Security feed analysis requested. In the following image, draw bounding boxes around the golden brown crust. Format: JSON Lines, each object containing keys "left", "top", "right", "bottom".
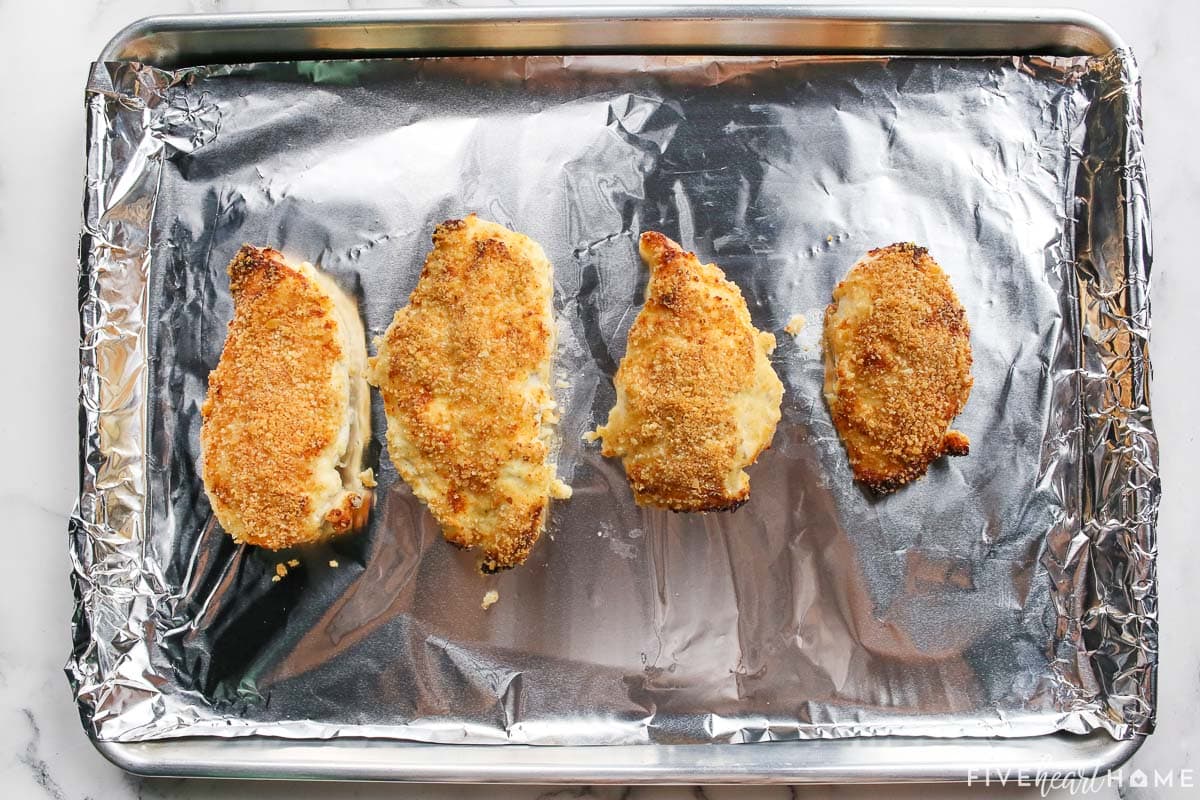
{"left": 368, "top": 215, "right": 566, "bottom": 572}
{"left": 823, "top": 243, "right": 974, "bottom": 493}
{"left": 592, "top": 232, "right": 784, "bottom": 511}
{"left": 200, "top": 246, "right": 369, "bottom": 549}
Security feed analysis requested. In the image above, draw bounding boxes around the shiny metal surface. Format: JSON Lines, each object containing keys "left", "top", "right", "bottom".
{"left": 97, "top": 6, "right": 1125, "bottom": 65}
{"left": 93, "top": 730, "right": 1142, "bottom": 783}
{"left": 72, "top": 6, "right": 1155, "bottom": 783}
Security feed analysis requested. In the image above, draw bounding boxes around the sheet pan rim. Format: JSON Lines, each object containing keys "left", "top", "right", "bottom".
{"left": 75, "top": 4, "right": 1150, "bottom": 784}
{"left": 89, "top": 729, "right": 1146, "bottom": 783}
{"left": 97, "top": 5, "right": 1127, "bottom": 66}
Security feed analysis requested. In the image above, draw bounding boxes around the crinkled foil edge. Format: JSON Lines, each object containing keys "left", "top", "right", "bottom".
{"left": 1043, "top": 49, "right": 1158, "bottom": 738}
{"left": 70, "top": 62, "right": 183, "bottom": 741}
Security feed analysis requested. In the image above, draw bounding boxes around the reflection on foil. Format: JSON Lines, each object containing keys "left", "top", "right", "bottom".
{"left": 70, "top": 52, "right": 1156, "bottom": 745}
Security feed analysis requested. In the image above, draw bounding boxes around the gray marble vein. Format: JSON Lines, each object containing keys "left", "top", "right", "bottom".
{"left": 18, "top": 710, "right": 70, "bottom": 800}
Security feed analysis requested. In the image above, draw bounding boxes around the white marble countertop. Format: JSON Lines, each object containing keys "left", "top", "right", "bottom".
{"left": 1, "top": 0, "right": 1196, "bottom": 798}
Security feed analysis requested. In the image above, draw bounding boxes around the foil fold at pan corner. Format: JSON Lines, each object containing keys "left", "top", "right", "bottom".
{"left": 70, "top": 49, "right": 1157, "bottom": 746}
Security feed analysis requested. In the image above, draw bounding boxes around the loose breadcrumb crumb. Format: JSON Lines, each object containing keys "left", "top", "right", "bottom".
{"left": 359, "top": 468, "right": 377, "bottom": 488}
{"left": 481, "top": 590, "right": 500, "bottom": 610}
{"left": 275, "top": 563, "right": 288, "bottom": 578}
{"left": 329, "top": 559, "right": 339, "bottom": 568}
{"left": 286, "top": 558, "right": 300, "bottom": 568}
{"left": 784, "top": 314, "right": 807, "bottom": 337}
{"left": 271, "top": 575, "right": 281, "bottom": 583}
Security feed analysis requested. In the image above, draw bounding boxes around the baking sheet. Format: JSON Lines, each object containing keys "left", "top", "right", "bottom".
{"left": 71, "top": 51, "right": 1157, "bottom": 746}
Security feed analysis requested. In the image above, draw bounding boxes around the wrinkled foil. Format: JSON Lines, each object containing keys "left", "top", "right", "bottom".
{"left": 70, "top": 52, "right": 1157, "bottom": 745}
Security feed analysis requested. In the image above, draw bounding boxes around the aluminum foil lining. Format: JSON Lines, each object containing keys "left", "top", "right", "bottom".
{"left": 70, "top": 51, "right": 1157, "bottom": 745}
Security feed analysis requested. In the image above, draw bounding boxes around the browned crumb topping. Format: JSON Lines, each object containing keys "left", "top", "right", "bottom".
{"left": 200, "top": 246, "right": 361, "bottom": 549}
{"left": 823, "top": 242, "right": 974, "bottom": 493}
{"left": 594, "top": 232, "right": 784, "bottom": 511}
{"left": 369, "top": 216, "right": 559, "bottom": 572}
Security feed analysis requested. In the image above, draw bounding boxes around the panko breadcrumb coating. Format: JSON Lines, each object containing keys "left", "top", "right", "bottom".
{"left": 368, "top": 216, "right": 569, "bottom": 573}
{"left": 591, "top": 232, "right": 784, "bottom": 511}
{"left": 823, "top": 243, "right": 973, "bottom": 493}
{"left": 200, "top": 246, "right": 371, "bottom": 549}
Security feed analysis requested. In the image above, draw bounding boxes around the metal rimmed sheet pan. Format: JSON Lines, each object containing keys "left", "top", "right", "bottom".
{"left": 72, "top": 6, "right": 1156, "bottom": 783}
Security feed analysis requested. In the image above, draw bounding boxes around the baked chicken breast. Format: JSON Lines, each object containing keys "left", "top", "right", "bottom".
{"left": 368, "top": 216, "right": 569, "bottom": 573}
{"left": 201, "top": 246, "right": 371, "bottom": 549}
{"left": 591, "top": 232, "right": 784, "bottom": 511}
{"left": 824, "top": 243, "right": 973, "bottom": 493}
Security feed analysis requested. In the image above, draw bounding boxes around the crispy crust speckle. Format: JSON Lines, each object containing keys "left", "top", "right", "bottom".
{"left": 368, "top": 216, "right": 564, "bottom": 572}
{"left": 593, "top": 232, "right": 784, "bottom": 511}
{"left": 200, "top": 246, "right": 369, "bottom": 549}
{"left": 823, "top": 243, "right": 973, "bottom": 493}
